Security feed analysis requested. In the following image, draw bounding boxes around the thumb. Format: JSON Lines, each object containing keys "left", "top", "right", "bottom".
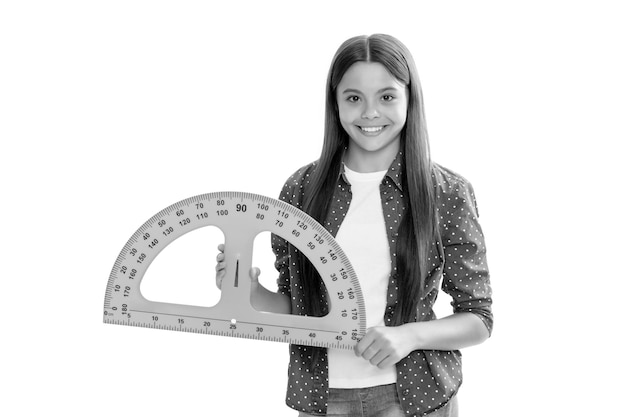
{"left": 250, "top": 267, "right": 261, "bottom": 282}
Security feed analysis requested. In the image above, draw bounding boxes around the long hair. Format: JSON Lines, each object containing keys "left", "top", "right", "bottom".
{"left": 300, "top": 34, "right": 437, "bottom": 326}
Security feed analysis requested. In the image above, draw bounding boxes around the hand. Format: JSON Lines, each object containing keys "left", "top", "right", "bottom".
{"left": 355, "top": 326, "right": 414, "bottom": 368}
{"left": 214, "top": 244, "right": 261, "bottom": 291}
{"left": 215, "top": 244, "right": 226, "bottom": 289}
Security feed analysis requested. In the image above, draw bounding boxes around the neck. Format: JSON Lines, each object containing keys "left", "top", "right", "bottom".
{"left": 344, "top": 144, "right": 399, "bottom": 173}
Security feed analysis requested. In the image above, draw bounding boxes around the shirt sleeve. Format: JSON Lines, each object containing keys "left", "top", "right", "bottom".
{"left": 271, "top": 233, "right": 291, "bottom": 297}
{"left": 439, "top": 178, "right": 494, "bottom": 335}
{"left": 272, "top": 182, "right": 293, "bottom": 298}
{"left": 271, "top": 163, "right": 315, "bottom": 298}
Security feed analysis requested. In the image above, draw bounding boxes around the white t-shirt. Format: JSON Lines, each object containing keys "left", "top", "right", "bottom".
{"left": 328, "top": 165, "right": 396, "bottom": 388}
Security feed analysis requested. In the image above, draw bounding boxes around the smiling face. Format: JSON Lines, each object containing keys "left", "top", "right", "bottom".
{"left": 336, "top": 61, "right": 408, "bottom": 172}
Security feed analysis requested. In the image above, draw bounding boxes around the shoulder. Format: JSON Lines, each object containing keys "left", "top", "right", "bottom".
{"left": 432, "top": 162, "right": 480, "bottom": 215}
{"left": 278, "top": 160, "right": 319, "bottom": 206}
{"left": 282, "top": 160, "right": 319, "bottom": 189}
{"left": 432, "top": 162, "right": 473, "bottom": 193}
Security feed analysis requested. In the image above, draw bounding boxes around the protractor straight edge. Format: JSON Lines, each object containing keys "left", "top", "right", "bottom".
{"left": 104, "top": 191, "right": 367, "bottom": 350}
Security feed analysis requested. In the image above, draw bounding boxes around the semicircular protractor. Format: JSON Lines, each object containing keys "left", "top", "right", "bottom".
{"left": 103, "top": 191, "right": 366, "bottom": 350}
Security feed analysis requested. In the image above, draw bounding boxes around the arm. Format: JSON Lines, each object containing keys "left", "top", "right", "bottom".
{"left": 402, "top": 312, "right": 490, "bottom": 350}
{"left": 355, "top": 312, "right": 489, "bottom": 368}
{"left": 357, "top": 176, "right": 493, "bottom": 368}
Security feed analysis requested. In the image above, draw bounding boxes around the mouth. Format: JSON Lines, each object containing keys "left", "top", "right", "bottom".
{"left": 358, "top": 125, "right": 386, "bottom": 134}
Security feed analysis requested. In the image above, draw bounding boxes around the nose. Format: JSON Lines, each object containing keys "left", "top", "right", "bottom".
{"left": 361, "top": 101, "right": 380, "bottom": 119}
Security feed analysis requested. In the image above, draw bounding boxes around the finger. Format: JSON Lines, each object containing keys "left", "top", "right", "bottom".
{"left": 368, "top": 349, "right": 390, "bottom": 368}
{"left": 216, "top": 252, "right": 225, "bottom": 262}
{"left": 361, "top": 342, "right": 381, "bottom": 361}
{"left": 377, "top": 355, "right": 398, "bottom": 369}
{"left": 215, "top": 257, "right": 226, "bottom": 289}
{"left": 217, "top": 243, "right": 225, "bottom": 252}
{"left": 250, "top": 267, "right": 261, "bottom": 282}
{"left": 355, "top": 331, "right": 376, "bottom": 357}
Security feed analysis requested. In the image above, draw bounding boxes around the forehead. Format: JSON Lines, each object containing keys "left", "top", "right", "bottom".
{"left": 337, "top": 62, "right": 405, "bottom": 91}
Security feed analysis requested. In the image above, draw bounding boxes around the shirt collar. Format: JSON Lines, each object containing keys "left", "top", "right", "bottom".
{"left": 385, "top": 151, "right": 404, "bottom": 190}
{"left": 338, "top": 150, "right": 404, "bottom": 191}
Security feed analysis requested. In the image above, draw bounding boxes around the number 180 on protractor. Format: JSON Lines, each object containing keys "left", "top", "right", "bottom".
{"left": 103, "top": 191, "right": 367, "bottom": 350}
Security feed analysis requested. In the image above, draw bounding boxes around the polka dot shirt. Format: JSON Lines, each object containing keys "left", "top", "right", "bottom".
{"left": 271, "top": 152, "right": 493, "bottom": 417}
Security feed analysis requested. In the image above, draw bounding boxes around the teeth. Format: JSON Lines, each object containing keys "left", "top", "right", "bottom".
{"left": 360, "top": 126, "right": 384, "bottom": 133}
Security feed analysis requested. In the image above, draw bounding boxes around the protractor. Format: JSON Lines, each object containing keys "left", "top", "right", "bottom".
{"left": 103, "top": 191, "right": 366, "bottom": 350}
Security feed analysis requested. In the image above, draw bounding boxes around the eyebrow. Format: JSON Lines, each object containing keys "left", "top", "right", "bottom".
{"left": 340, "top": 87, "right": 400, "bottom": 95}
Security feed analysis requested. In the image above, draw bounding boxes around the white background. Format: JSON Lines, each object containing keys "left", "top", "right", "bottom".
{"left": 2, "top": 1, "right": 624, "bottom": 415}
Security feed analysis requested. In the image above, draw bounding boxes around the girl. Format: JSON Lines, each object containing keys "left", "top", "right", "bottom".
{"left": 216, "top": 34, "right": 493, "bottom": 417}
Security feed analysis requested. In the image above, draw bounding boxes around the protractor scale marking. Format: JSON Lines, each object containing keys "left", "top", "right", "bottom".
{"left": 104, "top": 192, "right": 366, "bottom": 350}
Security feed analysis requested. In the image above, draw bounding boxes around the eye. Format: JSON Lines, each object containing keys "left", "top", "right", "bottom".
{"left": 346, "top": 95, "right": 360, "bottom": 103}
{"left": 381, "top": 94, "right": 395, "bottom": 102}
